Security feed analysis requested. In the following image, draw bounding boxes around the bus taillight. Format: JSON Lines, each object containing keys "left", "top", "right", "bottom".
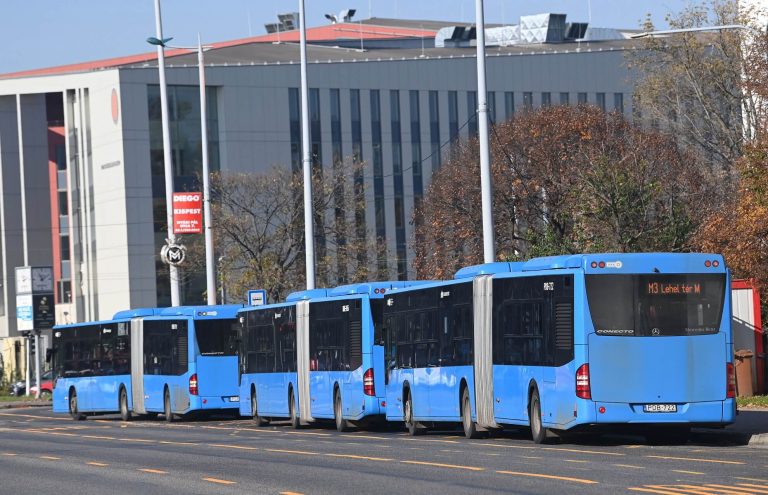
{"left": 189, "top": 373, "right": 199, "bottom": 396}
{"left": 726, "top": 363, "right": 736, "bottom": 398}
{"left": 363, "top": 368, "right": 375, "bottom": 396}
{"left": 576, "top": 364, "right": 591, "bottom": 400}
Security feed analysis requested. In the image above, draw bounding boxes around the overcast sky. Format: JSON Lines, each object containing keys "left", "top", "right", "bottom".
{"left": 0, "top": 0, "right": 691, "bottom": 74}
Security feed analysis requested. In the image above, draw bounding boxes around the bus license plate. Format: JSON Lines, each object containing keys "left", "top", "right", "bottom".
{"left": 229, "top": 396, "right": 240, "bottom": 403}
{"left": 643, "top": 404, "right": 677, "bottom": 413}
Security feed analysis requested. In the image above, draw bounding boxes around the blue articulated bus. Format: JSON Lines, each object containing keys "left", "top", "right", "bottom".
{"left": 382, "top": 253, "right": 734, "bottom": 443}
{"left": 239, "top": 282, "right": 425, "bottom": 431}
{"left": 52, "top": 305, "right": 243, "bottom": 422}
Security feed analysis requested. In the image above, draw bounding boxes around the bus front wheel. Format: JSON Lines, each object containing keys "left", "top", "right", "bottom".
{"left": 164, "top": 389, "right": 174, "bottom": 423}
{"left": 251, "top": 392, "right": 269, "bottom": 427}
{"left": 461, "top": 388, "right": 480, "bottom": 439}
{"left": 119, "top": 387, "right": 132, "bottom": 422}
{"left": 334, "top": 390, "right": 351, "bottom": 432}
{"left": 69, "top": 390, "right": 85, "bottom": 421}
{"left": 404, "top": 391, "right": 425, "bottom": 436}
{"left": 529, "top": 389, "right": 548, "bottom": 444}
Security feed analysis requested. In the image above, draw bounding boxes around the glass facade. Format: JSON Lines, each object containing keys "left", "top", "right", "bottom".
{"left": 578, "top": 92, "right": 588, "bottom": 104}
{"left": 428, "top": 90, "right": 441, "bottom": 173}
{"left": 560, "top": 92, "right": 570, "bottom": 105}
{"left": 330, "top": 89, "right": 347, "bottom": 283}
{"left": 410, "top": 90, "right": 424, "bottom": 215}
{"left": 596, "top": 92, "right": 606, "bottom": 111}
{"left": 448, "top": 90, "right": 459, "bottom": 156}
{"left": 614, "top": 93, "right": 624, "bottom": 114}
{"left": 487, "top": 91, "right": 496, "bottom": 124}
{"left": 288, "top": 88, "right": 301, "bottom": 172}
{"left": 504, "top": 91, "right": 514, "bottom": 120}
{"left": 350, "top": 89, "right": 367, "bottom": 268}
{"left": 369, "top": 90, "right": 387, "bottom": 276}
{"left": 467, "top": 91, "right": 478, "bottom": 137}
{"left": 148, "top": 84, "right": 219, "bottom": 306}
{"left": 541, "top": 92, "right": 551, "bottom": 107}
{"left": 523, "top": 92, "right": 533, "bottom": 111}
{"left": 390, "top": 90, "right": 407, "bottom": 280}
{"left": 309, "top": 88, "right": 326, "bottom": 282}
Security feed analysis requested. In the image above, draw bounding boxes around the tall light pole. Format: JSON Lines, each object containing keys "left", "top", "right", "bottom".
{"left": 152, "top": 0, "right": 181, "bottom": 306}
{"left": 147, "top": 35, "right": 216, "bottom": 305}
{"left": 299, "top": 0, "right": 316, "bottom": 290}
{"left": 475, "top": 0, "right": 496, "bottom": 263}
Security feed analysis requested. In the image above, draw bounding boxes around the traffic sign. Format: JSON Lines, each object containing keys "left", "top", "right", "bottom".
{"left": 248, "top": 289, "right": 267, "bottom": 306}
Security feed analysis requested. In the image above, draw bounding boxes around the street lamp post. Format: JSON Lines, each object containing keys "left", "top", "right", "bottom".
{"left": 299, "top": 0, "right": 316, "bottom": 290}
{"left": 147, "top": 33, "right": 216, "bottom": 305}
{"left": 151, "top": 0, "right": 181, "bottom": 306}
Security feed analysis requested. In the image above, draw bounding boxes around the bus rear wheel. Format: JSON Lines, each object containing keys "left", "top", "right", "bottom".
{"left": 529, "top": 389, "right": 548, "bottom": 444}
{"left": 334, "top": 390, "right": 351, "bottom": 432}
{"left": 461, "top": 388, "right": 480, "bottom": 439}
{"left": 251, "top": 392, "right": 269, "bottom": 427}
{"left": 404, "top": 391, "right": 425, "bottom": 436}
{"left": 289, "top": 390, "right": 300, "bottom": 429}
{"left": 164, "top": 389, "right": 174, "bottom": 423}
{"left": 119, "top": 387, "right": 132, "bottom": 422}
{"left": 69, "top": 390, "right": 85, "bottom": 421}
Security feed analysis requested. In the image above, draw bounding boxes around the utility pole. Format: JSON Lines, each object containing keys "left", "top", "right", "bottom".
{"left": 299, "top": 0, "right": 316, "bottom": 289}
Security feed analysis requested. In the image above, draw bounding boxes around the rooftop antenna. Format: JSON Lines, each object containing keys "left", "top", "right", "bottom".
{"left": 420, "top": 23, "right": 426, "bottom": 57}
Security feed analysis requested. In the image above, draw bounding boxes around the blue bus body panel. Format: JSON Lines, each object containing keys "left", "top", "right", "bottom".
{"left": 53, "top": 375, "right": 132, "bottom": 414}
{"left": 197, "top": 356, "right": 240, "bottom": 407}
{"left": 239, "top": 372, "right": 296, "bottom": 417}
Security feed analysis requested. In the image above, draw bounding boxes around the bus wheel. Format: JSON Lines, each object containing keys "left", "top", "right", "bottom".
{"left": 404, "top": 391, "right": 425, "bottom": 436}
{"left": 251, "top": 392, "right": 269, "bottom": 427}
{"left": 461, "top": 388, "right": 480, "bottom": 439}
{"left": 529, "top": 389, "right": 548, "bottom": 444}
{"left": 334, "top": 390, "right": 351, "bottom": 432}
{"left": 289, "top": 390, "right": 301, "bottom": 429}
{"left": 119, "top": 387, "right": 132, "bottom": 422}
{"left": 69, "top": 390, "right": 85, "bottom": 421}
{"left": 164, "top": 389, "right": 174, "bottom": 423}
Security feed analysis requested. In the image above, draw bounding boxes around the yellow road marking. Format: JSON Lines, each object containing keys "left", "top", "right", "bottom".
{"left": 202, "top": 477, "right": 237, "bottom": 485}
{"left": 671, "top": 470, "right": 705, "bottom": 475}
{"left": 2, "top": 453, "right": 18, "bottom": 456}
{"left": 475, "top": 442, "right": 536, "bottom": 450}
{"left": 139, "top": 468, "right": 168, "bottom": 474}
{"left": 565, "top": 459, "right": 589, "bottom": 463}
{"left": 402, "top": 438, "right": 459, "bottom": 444}
{"left": 707, "top": 484, "right": 768, "bottom": 494}
{"left": 82, "top": 435, "right": 116, "bottom": 440}
{"left": 0, "top": 412, "right": 69, "bottom": 421}
{"left": 158, "top": 441, "right": 198, "bottom": 446}
{"left": 643, "top": 486, "right": 714, "bottom": 495}
{"left": 39, "top": 456, "right": 61, "bottom": 460}
{"left": 614, "top": 464, "right": 645, "bottom": 469}
{"left": 544, "top": 447, "right": 625, "bottom": 457}
{"left": 326, "top": 453, "right": 392, "bottom": 462}
{"left": 522, "top": 456, "right": 543, "bottom": 460}
{"left": 121, "top": 438, "right": 156, "bottom": 443}
{"left": 628, "top": 488, "right": 688, "bottom": 495}
{"left": 734, "top": 478, "right": 768, "bottom": 483}
{"left": 348, "top": 434, "right": 388, "bottom": 440}
{"left": 496, "top": 470, "right": 598, "bottom": 485}
{"left": 87, "top": 462, "right": 109, "bottom": 467}
{"left": 645, "top": 455, "right": 745, "bottom": 465}
{"left": 209, "top": 444, "right": 259, "bottom": 451}
{"left": 402, "top": 460, "right": 484, "bottom": 471}
{"left": 280, "top": 492, "right": 305, "bottom": 495}
{"left": 736, "top": 485, "right": 768, "bottom": 494}
{"left": 265, "top": 448, "right": 319, "bottom": 456}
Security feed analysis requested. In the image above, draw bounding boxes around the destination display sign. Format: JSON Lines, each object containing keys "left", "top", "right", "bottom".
{"left": 646, "top": 281, "right": 702, "bottom": 296}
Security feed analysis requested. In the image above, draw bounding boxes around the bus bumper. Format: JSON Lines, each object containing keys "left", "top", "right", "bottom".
{"left": 574, "top": 399, "right": 736, "bottom": 426}
{"left": 189, "top": 395, "right": 241, "bottom": 411}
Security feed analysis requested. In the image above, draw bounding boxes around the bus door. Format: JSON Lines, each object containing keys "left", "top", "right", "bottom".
{"left": 474, "top": 276, "right": 501, "bottom": 429}
{"left": 130, "top": 318, "right": 146, "bottom": 414}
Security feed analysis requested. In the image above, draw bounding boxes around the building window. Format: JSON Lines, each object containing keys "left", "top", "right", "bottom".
{"left": 390, "top": 90, "right": 407, "bottom": 280}
{"left": 330, "top": 89, "right": 346, "bottom": 283}
{"left": 523, "top": 92, "right": 533, "bottom": 111}
{"left": 559, "top": 92, "right": 569, "bottom": 105}
{"left": 448, "top": 91, "right": 459, "bottom": 156}
{"left": 309, "top": 88, "right": 326, "bottom": 278}
{"left": 410, "top": 90, "right": 424, "bottom": 217}
{"left": 504, "top": 92, "right": 514, "bottom": 119}
{"left": 577, "top": 92, "right": 588, "bottom": 104}
{"left": 596, "top": 92, "right": 606, "bottom": 111}
{"left": 370, "top": 90, "right": 387, "bottom": 276}
{"left": 429, "top": 90, "right": 441, "bottom": 172}
{"left": 614, "top": 93, "right": 624, "bottom": 114}
{"left": 487, "top": 91, "right": 496, "bottom": 124}
{"left": 467, "top": 91, "right": 478, "bottom": 137}
{"left": 350, "top": 89, "right": 366, "bottom": 268}
{"left": 541, "top": 92, "right": 551, "bottom": 107}
{"left": 288, "top": 88, "right": 301, "bottom": 173}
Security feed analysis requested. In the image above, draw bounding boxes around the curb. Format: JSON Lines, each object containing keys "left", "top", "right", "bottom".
{"left": 748, "top": 433, "right": 768, "bottom": 448}
{"left": 0, "top": 401, "right": 52, "bottom": 410}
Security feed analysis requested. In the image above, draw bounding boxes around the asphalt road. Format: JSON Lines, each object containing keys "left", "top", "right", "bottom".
{"left": 1, "top": 408, "right": 767, "bottom": 495}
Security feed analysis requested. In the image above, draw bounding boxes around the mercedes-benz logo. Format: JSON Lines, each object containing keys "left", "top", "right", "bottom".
{"left": 651, "top": 328, "right": 661, "bottom": 336}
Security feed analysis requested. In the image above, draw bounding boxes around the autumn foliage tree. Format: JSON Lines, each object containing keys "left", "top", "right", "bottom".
{"left": 413, "top": 105, "right": 716, "bottom": 280}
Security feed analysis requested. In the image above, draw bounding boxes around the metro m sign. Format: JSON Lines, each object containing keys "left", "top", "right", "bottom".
{"left": 173, "top": 192, "right": 203, "bottom": 234}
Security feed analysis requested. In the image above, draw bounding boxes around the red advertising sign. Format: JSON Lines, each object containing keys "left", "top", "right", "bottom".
{"left": 173, "top": 192, "right": 203, "bottom": 234}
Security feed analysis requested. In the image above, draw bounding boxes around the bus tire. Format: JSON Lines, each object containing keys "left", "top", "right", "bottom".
{"left": 251, "top": 391, "right": 269, "bottom": 427}
{"left": 69, "top": 390, "right": 85, "bottom": 421}
{"left": 334, "top": 390, "right": 351, "bottom": 432}
{"left": 289, "top": 390, "right": 301, "bottom": 429}
{"left": 404, "top": 391, "right": 425, "bottom": 436}
{"left": 529, "top": 388, "right": 548, "bottom": 444}
{"left": 164, "top": 388, "right": 174, "bottom": 423}
{"left": 119, "top": 387, "right": 132, "bottom": 422}
{"left": 461, "top": 388, "right": 480, "bottom": 439}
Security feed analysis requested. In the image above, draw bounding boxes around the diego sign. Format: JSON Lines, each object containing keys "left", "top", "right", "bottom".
{"left": 173, "top": 192, "right": 203, "bottom": 234}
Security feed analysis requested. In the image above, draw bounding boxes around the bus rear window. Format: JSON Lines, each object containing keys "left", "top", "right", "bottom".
{"left": 586, "top": 274, "right": 725, "bottom": 337}
{"left": 195, "top": 319, "right": 239, "bottom": 356}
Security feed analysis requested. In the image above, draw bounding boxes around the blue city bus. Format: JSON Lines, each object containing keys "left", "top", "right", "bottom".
{"left": 382, "top": 253, "right": 735, "bottom": 443}
{"left": 239, "top": 282, "right": 424, "bottom": 430}
{"left": 52, "top": 305, "right": 243, "bottom": 422}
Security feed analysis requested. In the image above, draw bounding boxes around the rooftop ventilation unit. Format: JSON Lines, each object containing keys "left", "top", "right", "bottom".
{"left": 519, "top": 13, "right": 567, "bottom": 43}
{"left": 264, "top": 12, "right": 299, "bottom": 33}
{"left": 325, "top": 8, "right": 356, "bottom": 24}
{"left": 565, "top": 22, "right": 589, "bottom": 40}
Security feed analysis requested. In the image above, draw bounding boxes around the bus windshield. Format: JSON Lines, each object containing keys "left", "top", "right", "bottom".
{"left": 195, "top": 319, "right": 239, "bottom": 356}
{"left": 586, "top": 274, "right": 725, "bottom": 337}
